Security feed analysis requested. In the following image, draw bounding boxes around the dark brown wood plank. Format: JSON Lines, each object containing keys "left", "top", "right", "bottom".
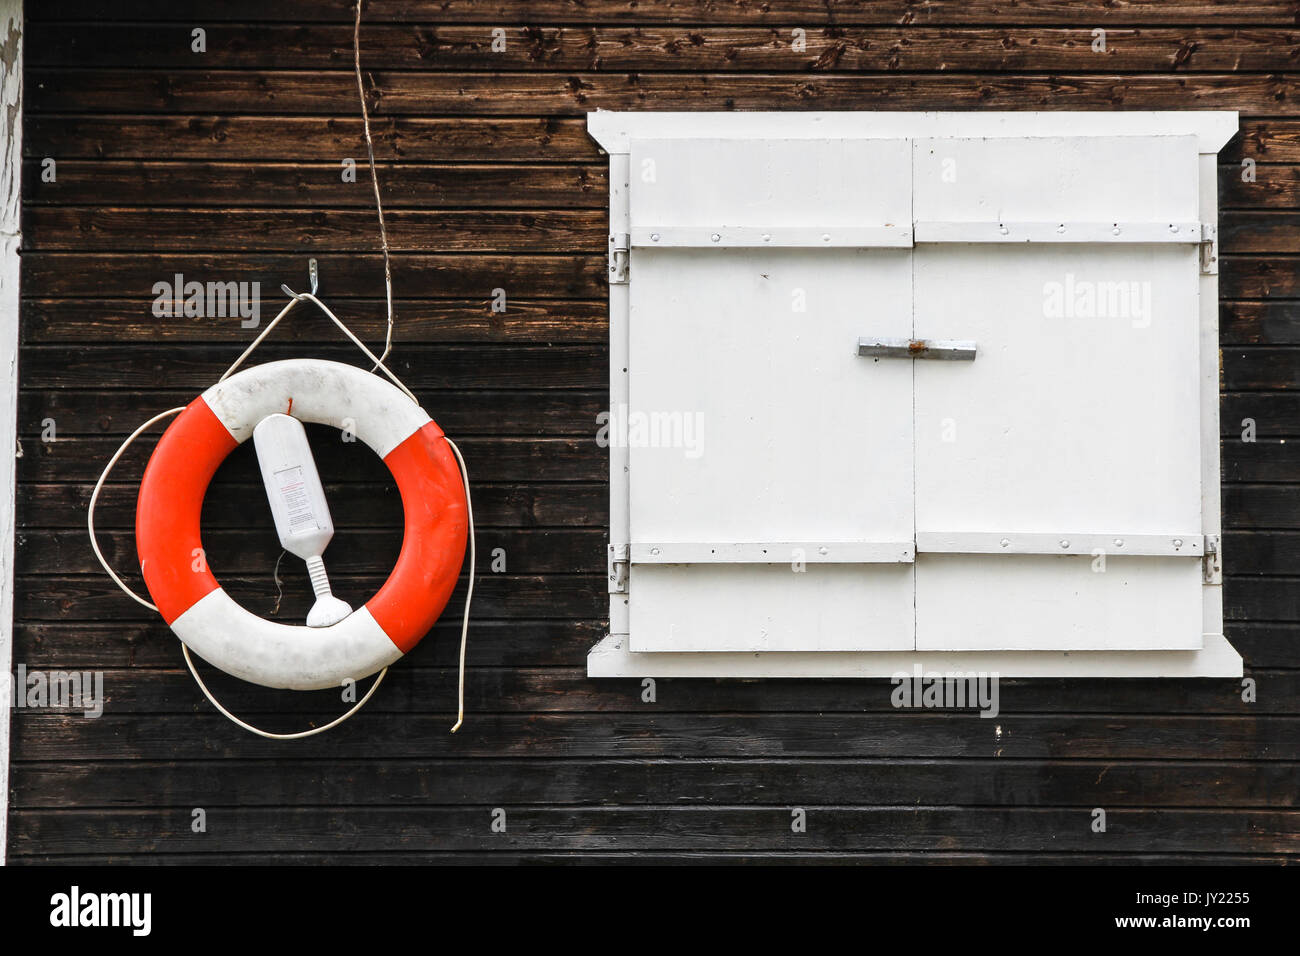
{"left": 1223, "top": 484, "right": 1300, "bottom": 530}
{"left": 1220, "top": 300, "right": 1300, "bottom": 344}
{"left": 27, "top": 1, "right": 1300, "bottom": 26}
{"left": 8, "top": 851, "right": 1293, "bottom": 864}
{"left": 27, "top": 25, "right": 1300, "bottom": 72}
{"left": 21, "top": 207, "right": 605, "bottom": 252}
{"left": 14, "top": 666, "right": 1296, "bottom": 716}
{"left": 13, "top": 758, "right": 1296, "bottom": 809}
{"left": 14, "top": 344, "right": 605, "bottom": 389}
{"left": 27, "top": 70, "right": 1300, "bottom": 116}
{"left": 21, "top": 116, "right": 600, "bottom": 161}
{"left": 20, "top": 253, "right": 607, "bottom": 298}
{"left": 8, "top": 806, "right": 1299, "bottom": 855}
{"left": 18, "top": 298, "right": 606, "bottom": 344}
{"left": 11, "top": 712, "right": 1298, "bottom": 760}
{"left": 22, "top": 161, "right": 608, "bottom": 208}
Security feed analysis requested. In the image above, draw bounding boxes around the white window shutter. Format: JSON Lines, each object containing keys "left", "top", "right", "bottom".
{"left": 589, "top": 111, "right": 1240, "bottom": 679}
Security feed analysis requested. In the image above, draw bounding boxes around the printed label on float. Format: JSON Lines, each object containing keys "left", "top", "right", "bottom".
{"left": 275, "top": 466, "right": 320, "bottom": 532}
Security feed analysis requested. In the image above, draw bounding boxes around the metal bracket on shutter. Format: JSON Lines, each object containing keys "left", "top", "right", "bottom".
{"left": 1203, "top": 534, "right": 1222, "bottom": 584}
{"left": 608, "top": 233, "right": 630, "bottom": 284}
{"left": 608, "top": 543, "right": 629, "bottom": 593}
{"left": 915, "top": 532, "right": 1205, "bottom": 556}
{"left": 1200, "top": 223, "right": 1219, "bottom": 275}
{"left": 631, "top": 225, "right": 914, "bottom": 248}
{"left": 914, "top": 221, "right": 1203, "bottom": 244}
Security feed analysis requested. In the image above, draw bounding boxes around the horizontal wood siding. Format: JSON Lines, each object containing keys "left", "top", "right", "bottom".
{"left": 9, "top": 0, "right": 1299, "bottom": 862}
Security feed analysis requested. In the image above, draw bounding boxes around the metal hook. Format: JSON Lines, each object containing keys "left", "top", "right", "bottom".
{"left": 280, "top": 259, "right": 319, "bottom": 301}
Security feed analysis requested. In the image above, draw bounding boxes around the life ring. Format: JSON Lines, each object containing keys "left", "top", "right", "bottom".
{"left": 134, "top": 358, "right": 469, "bottom": 691}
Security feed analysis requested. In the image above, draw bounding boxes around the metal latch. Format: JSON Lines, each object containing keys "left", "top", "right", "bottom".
{"left": 608, "top": 233, "right": 629, "bottom": 284}
{"left": 1200, "top": 223, "right": 1218, "bottom": 275}
{"left": 1203, "top": 534, "right": 1222, "bottom": 585}
{"left": 608, "top": 543, "right": 629, "bottom": 593}
{"left": 858, "top": 337, "right": 978, "bottom": 361}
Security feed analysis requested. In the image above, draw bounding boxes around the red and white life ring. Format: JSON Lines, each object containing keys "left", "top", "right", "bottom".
{"left": 135, "top": 358, "right": 468, "bottom": 691}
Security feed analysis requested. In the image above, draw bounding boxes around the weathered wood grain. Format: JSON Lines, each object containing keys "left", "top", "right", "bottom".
{"left": 6, "top": 665, "right": 1293, "bottom": 716}
{"left": 20, "top": 253, "right": 607, "bottom": 298}
{"left": 26, "top": 1, "right": 1300, "bottom": 27}
{"left": 27, "top": 25, "right": 1300, "bottom": 73}
{"left": 18, "top": 298, "right": 607, "bottom": 344}
{"left": 13, "top": 758, "right": 1297, "bottom": 809}
{"left": 8, "top": 806, "right": 1299, "bottom": 854}
{"left": 27, "top": 71, "right": 1300, "bottom": 116}
{"left": 10, "top": 713, "right": 1298, "bottom": 761}
{"left": 22, "top": 161, "right": 609, "bottom": 208}
{"left": 22, "top": 116, "right": 600, "bottom": 161}
{"left": 21, "top": 207, "right": 605, "bottom": 252}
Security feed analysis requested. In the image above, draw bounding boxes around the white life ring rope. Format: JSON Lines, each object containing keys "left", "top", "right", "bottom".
{"left": 88, "top": 288, "right": 477, "bottom": 739}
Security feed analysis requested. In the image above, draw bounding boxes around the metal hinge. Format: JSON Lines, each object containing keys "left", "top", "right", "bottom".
{"left": 608, "top": 233, "right": 629, "bottom": 284}
{"left": 1203, "top": 534, "right": 1222, "bottom": 585}
{"left": 1200, "top": 223, "right": 1219, "bottom": 275}
{"left": 608, "top": 542, "right": 629, "bottom": 593}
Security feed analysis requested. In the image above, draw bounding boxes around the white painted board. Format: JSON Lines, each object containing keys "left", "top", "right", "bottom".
{"left": 626, "top": 137, "right": 917, "bottom": 652}
{"left": 912, "top": 135, "right": 1204, "bottom": 651}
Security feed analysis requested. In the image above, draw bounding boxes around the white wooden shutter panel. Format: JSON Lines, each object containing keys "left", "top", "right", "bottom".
{"left": 911, "top": 135, "right": 1205, "bottom": 650}
{"left": 625, "top": 137, "right": 916, "bottom": 652}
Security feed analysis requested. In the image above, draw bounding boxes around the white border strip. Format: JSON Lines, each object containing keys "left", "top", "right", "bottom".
{"left": 588, "top": 110, "right": 1240, "bottom": 155}
{"left": 589, "top": 632, "right": 1243, "bottom": 678}
{"left": 0, "top": 0, "right": 22, "bottom": 863}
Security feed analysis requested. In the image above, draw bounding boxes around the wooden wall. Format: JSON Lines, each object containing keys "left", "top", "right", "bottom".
{"left": 7, "top": 0, "right": 1300, "bottom": 862}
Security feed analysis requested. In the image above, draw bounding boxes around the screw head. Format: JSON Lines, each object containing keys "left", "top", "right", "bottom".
{"left": 650, "top": 232, "right": 660, "bottom": 242}
{"left": 1114, "top": 538, "right": 1124, "bottom": 547}
{"left": 710, "top": 233, "right": 720, "bottom": 243}
{"left": 1060, "top": 539, "right": 1070, "bottom": 549}
{"left": 1173, "top": 538, "right": 1183, "bottom": 549}
{"left": 1000, "top": 538, "right": 1011, "bottom": 548}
